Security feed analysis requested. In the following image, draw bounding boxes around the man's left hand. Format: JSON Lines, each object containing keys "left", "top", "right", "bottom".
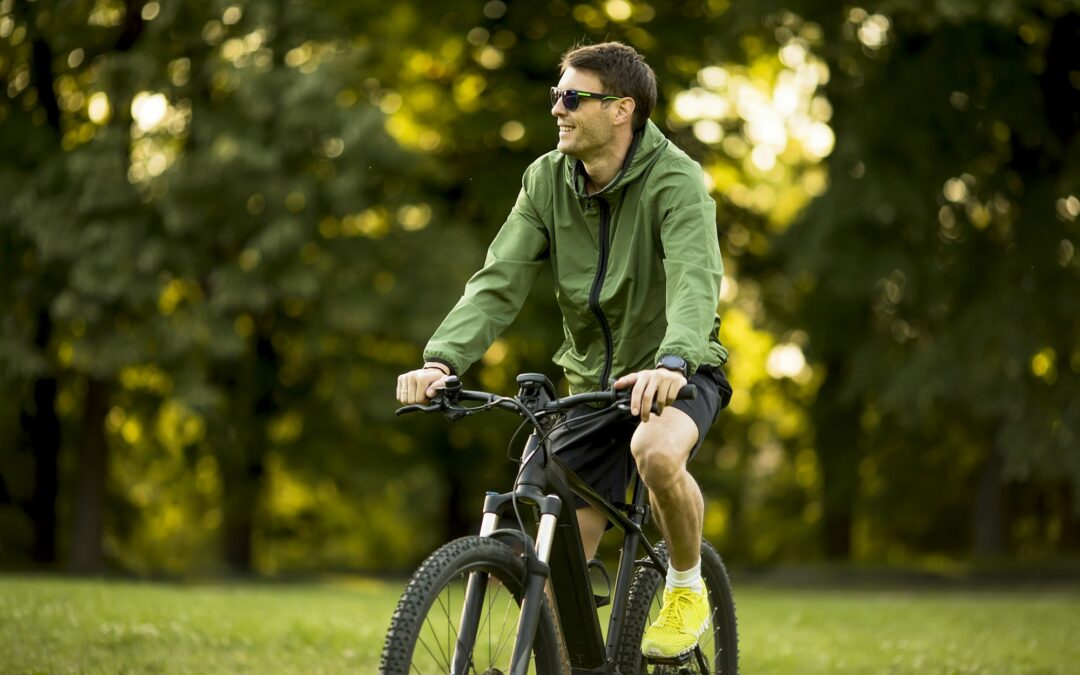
{"left": 614, "top": 368, "right": 688, "bottom": 422}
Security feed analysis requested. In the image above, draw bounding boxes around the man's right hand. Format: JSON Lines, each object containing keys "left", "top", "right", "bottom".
{"left": 396, "top": 363, "right": 452, "bottom": 404}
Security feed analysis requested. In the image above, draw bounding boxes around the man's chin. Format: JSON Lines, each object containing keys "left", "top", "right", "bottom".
{"left": 556, "top": 140, "right": 579, "bottom": 157}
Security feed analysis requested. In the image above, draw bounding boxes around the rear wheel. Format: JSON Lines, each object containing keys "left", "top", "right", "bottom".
{"left": 380, "top": 536, "right": 564, "bottom": 674}
{"left": 616, "top": 539, "right": 738, "bottom": 674}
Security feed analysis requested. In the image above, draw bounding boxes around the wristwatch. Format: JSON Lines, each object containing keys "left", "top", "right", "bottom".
{"left": 656, "top": 354, "right": 689, "bottom": 379}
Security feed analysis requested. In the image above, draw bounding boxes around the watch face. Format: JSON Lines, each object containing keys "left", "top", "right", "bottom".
{"left": 659, "top": 355, "right": 687, "bottom": 374}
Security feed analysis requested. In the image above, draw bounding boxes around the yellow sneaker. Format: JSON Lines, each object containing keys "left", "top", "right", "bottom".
{"left": 641, "top": 586, "right": 710, "bottom": 659}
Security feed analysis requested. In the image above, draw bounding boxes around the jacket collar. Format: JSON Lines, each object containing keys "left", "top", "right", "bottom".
{"left": 565, "top": 120, "right": 665, "bottom": 200}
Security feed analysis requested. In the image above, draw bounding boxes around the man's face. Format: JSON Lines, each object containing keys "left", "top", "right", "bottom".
{"left": 552, "top": 67, "right": 617, "bottom": 159}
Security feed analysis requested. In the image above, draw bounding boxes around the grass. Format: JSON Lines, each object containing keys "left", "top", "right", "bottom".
{"left": 2, "top": 574, "right": 1078, "bottom": 674}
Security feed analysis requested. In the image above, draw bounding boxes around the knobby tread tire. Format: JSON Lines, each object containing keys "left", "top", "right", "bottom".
{"left": 380, "top": 535, "right": 564, "bottom": 674}
{"left": 615, "top": 539, "right": 739, "bottom": 674}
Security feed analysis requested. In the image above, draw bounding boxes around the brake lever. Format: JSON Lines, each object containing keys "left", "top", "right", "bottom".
{"left": 395, "top": 403, "right": 442, "bottom": 416}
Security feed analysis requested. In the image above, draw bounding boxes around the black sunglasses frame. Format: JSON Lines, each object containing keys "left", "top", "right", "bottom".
{"left": 550, "top": 87, "right": 624, "bottom": 111}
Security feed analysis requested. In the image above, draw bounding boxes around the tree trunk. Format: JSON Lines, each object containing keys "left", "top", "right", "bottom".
{"left": 220, "top": 446, "right": 262, "bottom": 573}
{"left": 813, "top": 361, "right": 861, "bottom": 560}
{"left": 20, "top": 309, "right": 61, "bottom": 564}
{"left": 972, "top": 450, "right": 1004, "bottom": 558}
{"left": 17, "top": 0, "right": 64, "bottom": 569}
{"left": 1062, "top": 482, "right": 1080, "bottom": 553}
{"left": 217, "top": 332, "right": 277, "bottom": 573}
{"left": 27, "top": 378, "right": 60, "bottom": 564}
{"left": 69, "top": 378, "right": 110, "bottom": 573}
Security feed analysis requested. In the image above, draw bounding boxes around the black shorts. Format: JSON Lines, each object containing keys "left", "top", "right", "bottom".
{"left": 548, "top": 366, "right": 732, "bottom": 510}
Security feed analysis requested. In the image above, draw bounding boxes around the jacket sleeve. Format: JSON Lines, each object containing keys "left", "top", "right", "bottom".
{"left": 423, "top": 185, "right": 549, "bottom": 375}
{"left": 655, "top": 185, "right": 723, "bottom": 375}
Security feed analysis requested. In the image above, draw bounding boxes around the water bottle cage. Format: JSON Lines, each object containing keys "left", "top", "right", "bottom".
{"left": 587, "top": 558, "right": 611, "bottom": 608}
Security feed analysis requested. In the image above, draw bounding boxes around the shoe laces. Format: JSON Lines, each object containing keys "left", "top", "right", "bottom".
{"left": 655, "top": 588, "right": 699, "bottom": 631}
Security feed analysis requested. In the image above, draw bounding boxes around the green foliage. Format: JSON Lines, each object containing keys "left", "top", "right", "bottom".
{"left": 1, "top": 0, "right": 1077, "bottom": 574}
{"left": 775, "top": 1, "right": 1080, "bottom": 556}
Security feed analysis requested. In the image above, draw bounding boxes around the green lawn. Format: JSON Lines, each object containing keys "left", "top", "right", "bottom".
{"left": 2, "top": 575, "right": 1078, "bottom": 673}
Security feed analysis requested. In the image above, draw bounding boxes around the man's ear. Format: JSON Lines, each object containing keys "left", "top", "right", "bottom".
{"left": 612, "top": 97, "right": 636, "bottom": 126}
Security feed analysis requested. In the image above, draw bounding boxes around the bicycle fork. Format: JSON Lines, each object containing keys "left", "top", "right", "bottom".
{"left": 450, "top": 495, "right": 561, "bottom": 675}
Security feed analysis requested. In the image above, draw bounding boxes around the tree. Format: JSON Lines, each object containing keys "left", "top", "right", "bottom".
{"left": 776, "top": 1, "right": 1080, "bottom": 557}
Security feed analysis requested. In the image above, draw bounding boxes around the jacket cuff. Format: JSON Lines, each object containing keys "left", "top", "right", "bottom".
{"left": 422, "top": 356, "right": 458, "bottom": 377}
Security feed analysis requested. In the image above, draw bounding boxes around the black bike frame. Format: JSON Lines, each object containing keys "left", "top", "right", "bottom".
{"left": 455, "top": 380, "right": 668, "bottom": 675}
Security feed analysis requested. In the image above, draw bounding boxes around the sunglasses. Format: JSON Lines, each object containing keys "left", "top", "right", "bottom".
{"left": 550, "top": 87, "right": 623, "bottom": 111}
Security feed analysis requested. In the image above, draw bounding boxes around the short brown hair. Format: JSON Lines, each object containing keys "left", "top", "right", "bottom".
{"left": 560, "top": 42, "right": 657, "bottom": 131}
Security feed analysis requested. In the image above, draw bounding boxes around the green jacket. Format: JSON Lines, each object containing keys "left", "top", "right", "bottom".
{"left": 424, "top": 120, "right": 728, "bottom": 393}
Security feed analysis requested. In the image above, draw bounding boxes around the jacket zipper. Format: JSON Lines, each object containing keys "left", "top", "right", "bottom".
{"left": 588, "top": 199, "right": 614, "bottom": 389}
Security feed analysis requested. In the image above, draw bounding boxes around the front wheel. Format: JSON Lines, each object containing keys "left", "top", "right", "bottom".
{"left": 616, "top": 539, "right": 739, "bottom": 674}
{"left": 380, "top": 536, "right": 564, "bottom": 674}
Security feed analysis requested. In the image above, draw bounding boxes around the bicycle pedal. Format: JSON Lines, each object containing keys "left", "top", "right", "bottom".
{"left": 648, "top": 666, "right": 693, "bottom": 675}
{"left": 644, "top": 651, "right": 693, "bottom": 666}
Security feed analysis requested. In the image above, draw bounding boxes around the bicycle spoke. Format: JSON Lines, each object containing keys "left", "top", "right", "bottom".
{"left": 422, "top": 585, "right": 460, "bottom": 671}
{"left": 419, "top": 614, "right": 448, "bottom": 670}
{"left": 490, "top": 588, "right": 518, "bottom": 665}
{"left": 486, "top": 577, "right": 493, "bottom": 666}
{"left": 450, "top": 579, "right": 455, "bottom": 666}
{"left": 422, "top": 599, "right": 449, "bottom": 654}
{"left": 385, "top": 537, "right": 567, "bottom": 674}
{"left": 445, "top": 579, "right": 452, "bottom": 668}
{"left": 471, "top": 577, "right": 497, "bottom": 667}
{"left": 694, "top": 645, "right": 709, "bottom": 674}
{"left": 434, "top": 583, "right": 462, "bottom": 645}
{"left": 415, "top": 629, "right": 452, "bottom": 672}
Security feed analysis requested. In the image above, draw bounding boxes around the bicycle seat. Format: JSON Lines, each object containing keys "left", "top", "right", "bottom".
{"left": 515, "top": 373, "right": 558, "bottom": 400}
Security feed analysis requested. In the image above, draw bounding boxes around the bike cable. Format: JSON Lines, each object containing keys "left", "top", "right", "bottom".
{"left": 501, "top": 401, "right": 624, "bottom": 576}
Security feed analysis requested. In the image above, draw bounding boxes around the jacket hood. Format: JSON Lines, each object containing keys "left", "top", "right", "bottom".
{"left": 564, "top": 120, "right": 667, "bottom": 199}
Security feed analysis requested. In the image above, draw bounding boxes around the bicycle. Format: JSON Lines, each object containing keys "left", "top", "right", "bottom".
{"left": 380, "top": 372, "right": 738, "bottom": 674}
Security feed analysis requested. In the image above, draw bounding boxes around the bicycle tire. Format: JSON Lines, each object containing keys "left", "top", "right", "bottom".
{"left": 380, "top": 535, "right": 565, "bottom": 674}
{"left": 616, "top": 539, "right": 739, "bottom": 674}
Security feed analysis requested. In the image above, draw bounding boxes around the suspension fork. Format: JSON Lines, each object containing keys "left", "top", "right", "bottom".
{"left": 451, "top": 570, "right": 488, "bottom": 674}
{"left": 456, "top": 487, "right": 563, "bottom": 675}
{"left": 508, "top": 504, "right": 559, "bottom": 675}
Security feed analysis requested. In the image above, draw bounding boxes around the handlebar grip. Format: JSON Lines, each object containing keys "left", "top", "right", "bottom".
{"left": 677, "top": 384, "right": 697, "bottom": 400}
{"left": 645, "top": 384, "right": 699, "bottom": 415}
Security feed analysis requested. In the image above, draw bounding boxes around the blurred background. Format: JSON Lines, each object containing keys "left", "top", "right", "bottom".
{"left": 0, "top": 0, "right": 1077, "bottom": 578}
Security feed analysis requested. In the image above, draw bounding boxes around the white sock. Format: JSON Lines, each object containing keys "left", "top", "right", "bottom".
{"left": 666, "top": 561, "right": 704, "bottom": 594}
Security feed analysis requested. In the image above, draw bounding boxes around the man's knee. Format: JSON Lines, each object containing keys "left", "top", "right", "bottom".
{"left": 630, "top": 408, "right": 698, "bottom": 489}
{"left": 630, "top": 435, "right": 691, "bottom": 489}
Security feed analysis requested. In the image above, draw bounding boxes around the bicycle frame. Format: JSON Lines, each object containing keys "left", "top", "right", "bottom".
{"left": 452, "top": 376, "right": 669, "bottom": 675}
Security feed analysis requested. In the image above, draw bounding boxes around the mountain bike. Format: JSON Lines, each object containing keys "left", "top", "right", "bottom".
{"left": 380, "top": 372, "right": 738, "bottom": 674}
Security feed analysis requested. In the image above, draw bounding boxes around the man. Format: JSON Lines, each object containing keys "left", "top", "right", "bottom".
{"left": 395, "top": 41, "right": 731, "bottom": 660}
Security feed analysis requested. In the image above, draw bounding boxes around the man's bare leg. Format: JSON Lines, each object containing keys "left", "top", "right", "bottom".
{"left": 576, "top": 505, "right": 608, "bottom": 561}
{"left": 631, "top": 406, "right": 710, "bottom": 658}
{"left": 629, "top": 406, "right": 701, "bottom": 571}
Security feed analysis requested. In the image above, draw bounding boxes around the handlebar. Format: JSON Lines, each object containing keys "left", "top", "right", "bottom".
{"left": 395, "top": 376, "right": 697, "bottom": 419}
{"left": 551, "top": 383, "right": 696, "bottom": 410}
